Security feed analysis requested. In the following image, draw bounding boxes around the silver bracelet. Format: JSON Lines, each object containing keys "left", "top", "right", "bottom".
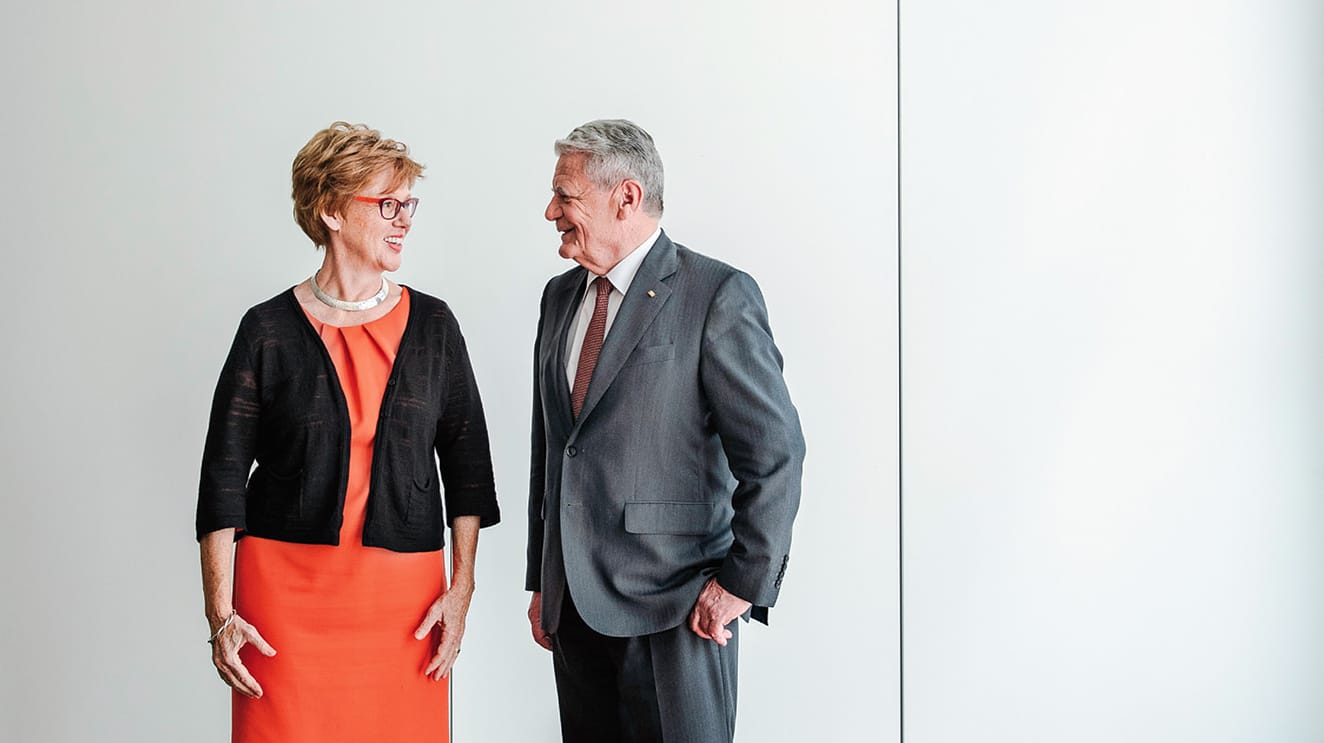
{"left": 207, "top": 612, "right": 237, "bottom": 645}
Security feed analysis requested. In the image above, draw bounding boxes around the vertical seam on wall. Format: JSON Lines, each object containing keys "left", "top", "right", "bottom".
{"left": 896, "top": 1, "right": 905, "bottom": 741}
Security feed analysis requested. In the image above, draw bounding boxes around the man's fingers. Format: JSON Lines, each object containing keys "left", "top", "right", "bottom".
{"left": 689, "top": 608, "right": 713, "bottom": 640}
{"left": 529, "top": 613, "right": 554, "bottom": 650}
{"left": 694, "top": 578, "right": 752, "bottom": 644}
{"left": 713, "top": 625, "right": 732, "bottom": 647}
{"left": 535, "top": 631, "right": 554, "bottom": 651}
{"left": 528, "top": 596, "right": 555, "bottom": 650}
{"left": 706, "top": 617, "right": 727, "bottom": 646}
{"left": 690, "top": 604, "right": 736, "bottom": 645}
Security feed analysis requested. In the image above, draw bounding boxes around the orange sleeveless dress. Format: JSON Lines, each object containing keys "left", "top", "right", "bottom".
{"left": 232, "top": 289, "right": 450, "bottom": 742}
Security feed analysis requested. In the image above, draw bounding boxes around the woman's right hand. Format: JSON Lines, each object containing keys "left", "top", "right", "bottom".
{"left": 210, "top": 613, "right": 277, "bottom": 699}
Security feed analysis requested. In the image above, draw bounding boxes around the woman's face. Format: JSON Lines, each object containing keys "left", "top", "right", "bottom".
{"left": 325, "top": 169, "right": 414, "bottom": 274}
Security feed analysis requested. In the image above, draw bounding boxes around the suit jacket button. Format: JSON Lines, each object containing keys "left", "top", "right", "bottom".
{"left": 567, "top": 445, "right": 577, "bottom": 457}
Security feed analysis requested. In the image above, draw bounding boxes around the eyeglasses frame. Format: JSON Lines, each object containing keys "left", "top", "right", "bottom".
{"left": 352, "top": 195, "right": 419, "bottom": 220}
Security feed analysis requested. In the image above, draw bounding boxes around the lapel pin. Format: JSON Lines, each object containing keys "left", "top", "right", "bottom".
{"left": 647, "top": 290, "right": 656, "bottom": 298}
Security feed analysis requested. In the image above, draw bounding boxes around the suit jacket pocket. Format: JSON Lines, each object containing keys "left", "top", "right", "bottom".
{"left": 624, "top": 501, "right": 716, "bottom": 536}
{"left": 622, "top": 343, "right": 675, "bottom": 368}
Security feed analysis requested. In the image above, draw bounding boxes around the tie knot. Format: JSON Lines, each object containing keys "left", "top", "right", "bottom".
{"left": 593, "top": 276, "right": 612, "bottom": 296}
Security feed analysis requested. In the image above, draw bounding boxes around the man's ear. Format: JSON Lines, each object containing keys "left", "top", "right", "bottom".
{"left": 616, "top": 179, "right": 645, "bottom": 219}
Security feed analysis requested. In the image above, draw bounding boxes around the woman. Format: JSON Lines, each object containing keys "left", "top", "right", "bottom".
{"left": 196, "top": 122, "right": 499, "bottom": 742}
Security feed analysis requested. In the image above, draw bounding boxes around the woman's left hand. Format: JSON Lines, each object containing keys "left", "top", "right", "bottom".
{"left": 413, "top": 581, "right": 473, "bottom": 680}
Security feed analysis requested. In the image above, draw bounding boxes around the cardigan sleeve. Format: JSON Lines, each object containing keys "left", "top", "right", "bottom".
{"left": 196, "top": 317, "right": 260, "bottom": 540}
{"left": 433, "top": 313, "right": 500, "bottom": 529}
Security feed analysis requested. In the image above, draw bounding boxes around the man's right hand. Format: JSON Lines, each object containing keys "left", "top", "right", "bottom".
{"left": 528, "top": 592, "right": 553, "bottom": 651}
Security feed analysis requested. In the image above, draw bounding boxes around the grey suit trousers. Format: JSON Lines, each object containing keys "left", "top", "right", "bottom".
{"left": 553, "top": 589, "right": 738, "bottom": 743}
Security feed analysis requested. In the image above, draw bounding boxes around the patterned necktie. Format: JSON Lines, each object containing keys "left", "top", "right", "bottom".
{"left": 571, "top": 276, "right": 612, "bottom": 418}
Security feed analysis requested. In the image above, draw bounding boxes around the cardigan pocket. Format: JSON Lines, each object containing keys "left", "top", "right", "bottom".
{"left": 249, "top": 465, "right": 304, "bottom": 521}
{"left": 405, "top": 471, "right": 435, "bottom": 525}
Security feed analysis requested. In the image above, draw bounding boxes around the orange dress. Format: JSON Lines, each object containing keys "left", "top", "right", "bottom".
{"left": 232, "top": 289, "right": 449, "bottom": 742}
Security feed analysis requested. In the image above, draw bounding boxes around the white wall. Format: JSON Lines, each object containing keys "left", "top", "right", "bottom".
{"left": 902, "top": 1, "right": 1324, "bottom": 741}
{"left": 0, "top": 1, "right": 896, "bottom": 741}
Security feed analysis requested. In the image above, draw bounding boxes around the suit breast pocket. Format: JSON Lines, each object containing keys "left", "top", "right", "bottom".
{"left": 623, "top": 343, "right": 675, "bottom": 368}
{"left": 623, "top": 501, "right": 716, "bottom": 536}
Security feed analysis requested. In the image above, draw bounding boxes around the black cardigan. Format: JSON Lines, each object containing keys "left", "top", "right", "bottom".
{"left": 196, "top": 287, "right": 499, "bottom": 551}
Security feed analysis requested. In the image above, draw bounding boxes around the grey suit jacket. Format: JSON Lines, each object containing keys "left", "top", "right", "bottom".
{"left": 526, "top": 231, "right": 805, "bottom": 637}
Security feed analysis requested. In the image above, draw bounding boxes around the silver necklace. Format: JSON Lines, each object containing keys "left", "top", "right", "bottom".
{"left": 310, "top": 271, "right": 389, "bottom": 311}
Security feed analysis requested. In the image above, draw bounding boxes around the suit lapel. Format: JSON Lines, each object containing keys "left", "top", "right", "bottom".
{"left": 574, "top": 233, "right": 678, "bottom": 425}
{"left": 547, "top": 269, "right": 587, "bottom": 428}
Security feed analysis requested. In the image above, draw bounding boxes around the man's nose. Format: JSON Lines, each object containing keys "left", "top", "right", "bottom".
{"left": 544, "top": 197, "right": 559, "bottom": 222}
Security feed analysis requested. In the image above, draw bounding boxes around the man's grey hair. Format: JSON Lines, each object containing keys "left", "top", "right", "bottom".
{"left": 555, "top": 119, "right": 665, "bottom": 217}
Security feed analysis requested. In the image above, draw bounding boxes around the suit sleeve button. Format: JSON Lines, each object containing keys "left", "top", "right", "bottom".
{"left": 567, "top": 445, "right": 577, "bottom": 457}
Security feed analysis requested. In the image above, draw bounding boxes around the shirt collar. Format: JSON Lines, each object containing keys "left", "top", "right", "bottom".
{"left": 586, "top": 226, "right": 662, "bottom": 295}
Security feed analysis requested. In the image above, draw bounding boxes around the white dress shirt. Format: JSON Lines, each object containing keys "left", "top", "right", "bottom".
{"left": 564, "top": 227, "right": 663, "bottom": 388}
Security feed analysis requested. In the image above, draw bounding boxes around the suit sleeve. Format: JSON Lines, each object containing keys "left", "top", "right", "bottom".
{"left": 525, "top": 284, "right": 551, "bottom": 592}
{"left": 700, "top": 271, "right": 806, "bottom": 614}
{"left": 196, "top": 317, "right": 260, "bottom": 540}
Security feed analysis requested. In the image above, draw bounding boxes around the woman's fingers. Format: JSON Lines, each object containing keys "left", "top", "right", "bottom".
{"left": 417, "top": 593, "right": 467, "bottom": 680}
{"left": 214, "top": 643, "right": 263, "bottom": 698}
{"left": 223, "top": 657, "right": 265, "bottom": 698}
{"left": 211, "top": 614, "right": 272, "bottom": 698}
{"left": 424, "top": 628, "right": 462, "bottom": 680}
{"left": 414, "top": 599, "right": 444, "bottom": 640}
{"left": 415, "top": 591, "right": 472, "bottom": 678}
{"left": 423, "top": 647, "right": 450, "bottom": 680}
{"left": 244, "top": 623, "right": 277, "bottom": 658}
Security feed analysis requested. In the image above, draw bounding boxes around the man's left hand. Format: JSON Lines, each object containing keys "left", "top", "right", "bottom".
{"left": 688, "top": 577, "right": 751, "bottom": 646}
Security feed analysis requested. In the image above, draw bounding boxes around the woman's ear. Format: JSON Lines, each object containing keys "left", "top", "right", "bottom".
{"left": 320, "top": 210, "right": 342, "bottom": 233}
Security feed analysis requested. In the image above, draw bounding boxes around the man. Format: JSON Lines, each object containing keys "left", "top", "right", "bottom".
{"left": 526, "top": 118, "right": 805, "bottom": 743}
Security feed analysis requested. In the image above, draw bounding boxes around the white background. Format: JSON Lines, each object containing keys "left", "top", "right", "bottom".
{"left": 903, "top": 1, "right": 1324, "bottom": 741}
{"left": 0, "top": 1, "right": 896, "bottom": 741}
{"left": 6, "top": 1, "right": 1320, "bottom": 742}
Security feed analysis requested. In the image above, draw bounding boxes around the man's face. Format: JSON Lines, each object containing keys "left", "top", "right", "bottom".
{"left": 545, "top": 153, "right": 623, "bottom": 275}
